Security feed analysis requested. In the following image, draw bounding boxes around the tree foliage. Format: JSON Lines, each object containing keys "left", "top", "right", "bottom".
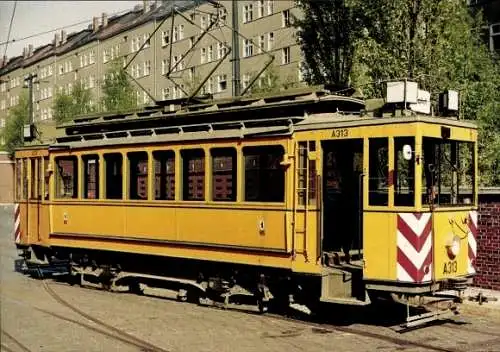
{"left": 1, "top": 93, "right": 28, "bottom": 156}
{"left": 101, "top": 60, "right": 137, "bottom": 112}
{"left": 53, "top": 81, "right": 94, "bottom": 124}
{"left": 245, "top": 63, "right": 299, "bottom": 95}
{"left": 296, "top": 0, "right": 500, "bottom": 185}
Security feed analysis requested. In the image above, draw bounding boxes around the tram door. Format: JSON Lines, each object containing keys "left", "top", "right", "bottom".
{"left": 322, "top": 139, "right": 363, "bottom": 259}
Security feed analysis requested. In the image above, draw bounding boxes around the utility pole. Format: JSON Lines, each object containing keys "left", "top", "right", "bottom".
{"left": 23, "top": 73, "right": 37, "bottom": 140}
{"left": 231, "top": 1, "right": 240, "bottom": 97}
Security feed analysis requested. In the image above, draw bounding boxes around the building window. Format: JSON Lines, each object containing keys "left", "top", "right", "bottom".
{"left": 282, "top": 10, "right": 291, "bottom": 27}
{"left": 208, "top": 45, "right": 213, "bottom": 62}
{"left": 154, "top": 151, "right": 175, "bottom": 200}
{"left": 201, "top": 15, "right": 207, "bottom": 30}
{"left": 143, "top": 33, "right": 151, "bottom": 48}
{"left": 217, "top": 42, "right": 226, "bottom": 59}
{"left": 267, "top": 32, "right": 274, "bottom": 50}
{"left": 173, "top": 26, "right": 179, "bottom": 42}
{"left": 182, "top": 149, "right": 205, "bottom": 201}
{"left": 243, "top": 4, "right": 253, "bottom": 23}
{"left": 83, "top": 155, "right": 99, "bottom": 199}
{"left": 128, "top": 152, "right": 148, "bottom": 200}
{"left": 242, "top": 73, "right": 250, "bottom": 89}
{"left": 143, "top": 91, "right": 150, "bottom": 104}
{"left": 162, "top": 59, "right": 168, "bottom": 75}
{"left": 162, "top": 87, "right": 170, "bottom": 100}
{"left": 0, "top": 101, "right": 5, "bottom": 111}
{"left": 0, "top": 118, "right": 5, "bottom": 128}
{"left": 103, "top": 49, "right": 109, "bottom": 63}
{"left": 105, "top": 153, "right": 123, "bottom": 199}
{"left": 282, "top": 47, "right": 290, "bottom": 64}
{"left": 55, "top": 156, "right": 78, "bottom": 199}
{"left": 189, "top": 36, "right": 195, "bottom": 48}
{"left": 369, "top": 138, "right": 389, "bottom": 206}
{"left": 189, "top": 67, "right": 195, "bottom": 81}
{"left": 201, "top": 47, "right": 207, "bottom": 64}
{"left": 244, "top": 146, "right": 285, "bottom": 202}
{"left": 267, "top": 0, "right": 274, "bottom": 15}
{"left": 162, "top": 30, "right": 170, "bottom": 46}
{"left": 144, "top": 60, "right": 151, "bottom": 76}
{"left": 89, "top": 75, "right": 95, "bottom": 88}
{"left": 89, "top": 51, "right": 95, "bottom": 64}
{"left": 218, "top": 8, "right": 227, "bottom": 25}
{"left": 298, "top": 61, "right": 304, "bottom": 81}
{"left": 243, "top": 39, "right": 253, "bottom": 57}
{"left": 212, "top": 148, "right": 236, "bottom": 201}
{"left": 217, "top": 74, "right": 227, "bottom": 92}
{"left": 179, "top": 25, "right": 184, "bottom": 40}
{"left": 257, "top": 0, "right": 265, "bottom": 18}
{"left": 258, "top": 35, "right": 265, "bottom": 53}
{"left": 59, "top": 64, "right": 64, "bottom": 75}
{"left": 0, "top": 82, "right": 6, "bottom": 92}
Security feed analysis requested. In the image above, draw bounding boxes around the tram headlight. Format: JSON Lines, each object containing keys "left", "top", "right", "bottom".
{"left": 446, "top": 235, "right": 461, "bottom": 260}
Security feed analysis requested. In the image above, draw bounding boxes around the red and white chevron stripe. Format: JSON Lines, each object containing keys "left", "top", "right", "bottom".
{"left": 397, "top": 213, "right": 433, "bottom": 283}
{"left": 467, "top": 210, "right": 478, "bottom": 275}
{"left": 13, "top": 203, "right": 21, "bottom": 244}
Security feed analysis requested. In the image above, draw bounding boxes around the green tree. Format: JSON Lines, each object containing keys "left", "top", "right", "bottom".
{"left": 245, "top": 63, "right": 300, "bottom": 95}
{"left": 53, "top": 81, "right": 94, "bottom": 124}
{"left": 101, "top": 60, "right": 136, "bottom": 112}
{"left": 1, "top": 93, "right": 28, "bottom": 156}
{"left": 297, "top": 0, "right": 500, "bottom": 185}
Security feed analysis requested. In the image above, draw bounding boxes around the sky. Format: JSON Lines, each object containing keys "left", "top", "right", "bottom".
{"left": 0, "top": 1, "right": 142, "bottom": 59}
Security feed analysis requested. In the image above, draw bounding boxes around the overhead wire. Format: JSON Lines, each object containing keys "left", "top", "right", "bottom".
{"left": 3, "top": 0, "right": 17, "bottom": 59}
{"left": 0, "top": 7, "right": 131, "bottom": 48}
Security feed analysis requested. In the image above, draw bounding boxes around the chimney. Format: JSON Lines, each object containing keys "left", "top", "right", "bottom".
{"left": 28, "top": 44, "right": 33, "bottom": 57}
{"left": 0, "top": 56, "right": 6, "bottom": 68}
{"left": 53, "top": 32, "right": 61, "bottom": 46}
{"left": 93, "top": 16, "right": 99, "bottom": 32}
{"left": 23, "top": 47, "right": 28, "bottom": 58}
{"left": 101, "top": 12, "right": 108, "bottom": 28}
{"left": 143, "top": 0, "right": 149, "bottom": 13}
{"left": 61, "top": 30, "right": 67, "bottom": 44}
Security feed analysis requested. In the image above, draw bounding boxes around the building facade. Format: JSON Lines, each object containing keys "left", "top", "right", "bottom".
{"left": 0, "top": 0, "right": 303, "bottom": 148}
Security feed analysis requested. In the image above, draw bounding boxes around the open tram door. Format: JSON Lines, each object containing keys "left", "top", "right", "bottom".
{"left": 319, "top": 138, "right": 367, "bottom": 304}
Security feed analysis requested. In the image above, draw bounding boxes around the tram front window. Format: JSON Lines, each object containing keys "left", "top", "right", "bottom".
{"left": 422, "top": 137, "right": 474, "bottom": 206}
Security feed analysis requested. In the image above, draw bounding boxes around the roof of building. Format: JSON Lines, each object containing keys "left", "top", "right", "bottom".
{"left": 0, "top": 0, "right": 210, "bottom": 76}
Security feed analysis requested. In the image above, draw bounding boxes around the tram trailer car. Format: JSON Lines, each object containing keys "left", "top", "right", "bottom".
{"left": 14, "top": 89, "right": 478, "bottom": 324}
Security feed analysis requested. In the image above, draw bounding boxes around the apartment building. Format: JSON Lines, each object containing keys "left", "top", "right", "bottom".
{"left": 469, "top": 0, "right": 500, "bottom": 52}
{"left": 0, "top": 0, "right": 303, "bottom": 147}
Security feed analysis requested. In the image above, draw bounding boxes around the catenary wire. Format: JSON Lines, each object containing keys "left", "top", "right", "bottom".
{"left": 2, "top": 1, "right": 17, "bottom": 58}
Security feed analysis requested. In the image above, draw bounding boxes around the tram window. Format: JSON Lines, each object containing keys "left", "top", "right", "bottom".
{"left": 128, "top": 152, "right": 148, "bottom": 200}
{"left": 153, "top": 151, "right": 175, "bottom": 200}
{"left": 394, "top": 137, "right": 415, "bottom": 206}
{"left": 244, "top": 146, "right": 285, "bottom": 202}
{"left": 15, "top": 159, "right": 22, "bottom": 200}
{"left": 422, "top": 138, "right": 474, "bottom": 206}
{"left": 30, "top": 159, "right": 36, "bottom": 200}
{"left": 182, "top": 149, "right": 205, "bottom": 201}
{"left": 104, "top": 153, "right": 123, "bottom": 199}
{"left": 298, "top": 142, "right": 317, "bottom": 206}
{"left": 22, "top": 159, "right": 28, "bottom": 200}
{"left": 43, "top": 157, "right": 49, "bottom": 200}
{"left": 37, "top": 158, "right": 43, "bottom": 200}
{"left": 55, "top": 156, "right": 78, "bottom": 199}
{"left": 211, "top": 148, "right": 236, "bottom": 202}
{"left": 83, "top": 155, "right": 99, "bottom": 199}
{"left": 368, "top": 138, "right": 388, "bottom": 206}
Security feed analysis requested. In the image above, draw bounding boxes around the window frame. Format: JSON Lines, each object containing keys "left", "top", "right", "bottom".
{"left": 211, "top": 148, "right": 237, "bottom": 202}
{"left": 54, "top": 156, "right": 78, "bottom": 199}
{"left": 182, "top": 149, "right": 206, "bottom": 201}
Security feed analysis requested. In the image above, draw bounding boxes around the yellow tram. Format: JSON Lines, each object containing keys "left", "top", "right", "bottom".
{"left": 13, "top": 87, "right": 478, "bottom": 325}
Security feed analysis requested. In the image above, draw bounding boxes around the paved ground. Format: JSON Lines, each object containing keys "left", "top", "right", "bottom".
{"left": 1, "top": 204, "right": 500, "bottom": 352}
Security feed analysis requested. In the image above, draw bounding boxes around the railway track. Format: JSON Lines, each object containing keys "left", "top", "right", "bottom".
{"left": 38, "top": 280, "right": 170, "bottom": 352}
{"left": 1, "top": 329, "right": 32, "bottom": 352}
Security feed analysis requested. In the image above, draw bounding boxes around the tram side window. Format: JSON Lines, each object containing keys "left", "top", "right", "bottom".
{"left": 22, "top": 159, "right": 28, "bottom": 199}
{"left": 368, "top": 138, "right": 388, "bottom": 206}
{"left": 83, "top": 155, "right": 99, "bottom": 199}
{"left": 244, "top": 146, "right": 285, "bottom": 202}
{"left": 30, "top": 159, "right": 36, "bottom": 200}
{"left": 129, "top": 152, "right": 148, "bottom": 200}
{"left": 55, "top": 156, "right": 78, "bottom": 199}
{"left": 15, "top": 159, "right": 22, "bottom": 200}
{"left": 37, "top": 158, "right": 43, "bottom": 200}
{"left": 43, "top": 157, "right": 49, "bottom": 200}
{"left": 211, "top": 148, "right": 236, "bottom": 202}
{"left": 394, "top": 137, "right": 415, "bottom": 206}
{"left": 104, "top": 153, "right": 123, "bottom": 199}
{"left": 154, "top": 151, "right": 175, "bottom": 200}
{"left": 182, "top": 149, "right": 205, "bottom": 201}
